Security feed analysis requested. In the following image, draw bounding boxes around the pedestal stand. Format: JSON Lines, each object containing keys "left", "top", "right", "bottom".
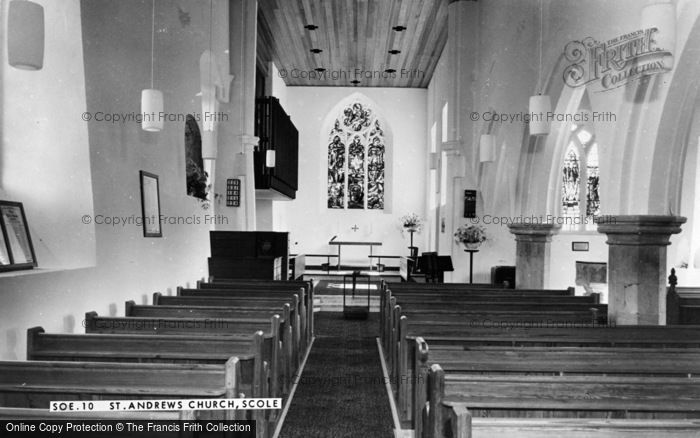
{"left": 464, "top": 249, "right": 479, "bottom": 284}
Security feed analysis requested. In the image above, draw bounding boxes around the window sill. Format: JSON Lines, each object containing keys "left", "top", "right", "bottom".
{"left": 0, "top": 266, "right": 92, "bottom": 280}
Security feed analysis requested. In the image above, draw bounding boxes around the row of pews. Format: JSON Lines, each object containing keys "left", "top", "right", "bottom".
{"left": 0, "top": 278, "right": 314, "bottom": 438}
{"left": 380, "top": 281, "right": 700, "bottom": 438}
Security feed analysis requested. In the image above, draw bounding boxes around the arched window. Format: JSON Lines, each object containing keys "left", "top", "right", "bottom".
{"left": 327, "top": 102, "right": 385, "bottom": 209}
{"left": 561, "top": 124, "right": 600, "bottom": 231}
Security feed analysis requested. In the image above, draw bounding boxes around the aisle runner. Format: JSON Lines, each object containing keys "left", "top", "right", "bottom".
{"left": 278, "top": 313, "right": 393, "bottom": 438}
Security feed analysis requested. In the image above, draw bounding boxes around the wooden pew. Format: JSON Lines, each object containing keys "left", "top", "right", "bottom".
{"left": 178, "top": 287, "right": 310, "bottom": 349}
{"left": 392, "top": 323, "right": 700, "bottom": 426}
{"left": 380, "top": 287, "right": 581, "bottom": 347}
{"left": 26, "top": 327, "right": 275, "bottom": 436}
{"left": 0, "top": 359, "right": 244, "bottom": 421}
{"left": 153, "top": 293, "right": 303, "bottom": 372}
{"left": 188, "top": 281, "right": 313, "bottom": 340}
{"left": 383, "top": 282, "right": 575, "bottom": 294}
{"left": 425, "top": 368, "right": 700, "bottom": 438}
{"left": 453, "top": 415, "right": 700, "bottom": 438}
{"left": 27, "top": 327, "right": 273, "bottom": 398}
{"left": 668, "top": 286, "right": 700, "bottom": 325}
{"left": 410, "top": 339, "right": 700, "bottom": 432}
{"left": 386, "top": 304, "right": 608, "bottom": 386}
{"left": 131, "top": 298, "right": 297, "bottom": 390}
{"left": 84, "top": 310, "right": 294, "bottom": 397}
{"left": 128, "top": 301, "right": 285, "bottom": 319}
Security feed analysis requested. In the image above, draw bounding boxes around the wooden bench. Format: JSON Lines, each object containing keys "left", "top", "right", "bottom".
{"left": 157, "top": 293, "right": 305, "bottom": 370}
{"left": 178, "top": 287, "right": 311, "bottom": 347}
{"left": 410, "top": 339, "right": 700, "bottom": 432}
{"left": 131, "top": 298, "right": 298, "bottom": 391}
{"left": 25, "top": 327, "right": 274, "bottom": 434}
{"left": 380, "top": 286, "right": 580, "bottom": 345}
{"left": 391, "top": 323, "right": 700, "bottom": 428}
{"left": 452, "top": 415, "right": 700, "bottom": 438}
{"left": 0, "top": 359, "right": 245, "bottom": 420}
{"left": 425, "top": 370, "right": 700, "bottom": 438}
{"left": 383, "top": 281, "right": 575, "bottom": 294}
{"left": 668, "top": 286, "right": 700, "bottom": 324}
{"left": 28, "top": 326, "right": 274, "bottom": 396}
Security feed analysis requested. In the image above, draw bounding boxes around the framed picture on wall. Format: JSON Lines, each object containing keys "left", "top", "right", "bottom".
{"left": 139, "top": 171, "right": 162, "bottom": 238}
{"left": 0, "top": 201, "right": 37, "bottom": 272}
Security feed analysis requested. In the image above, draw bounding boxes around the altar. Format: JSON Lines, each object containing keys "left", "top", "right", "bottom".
{"left": 328, "top": 238, "right": 382, "bottom": 270}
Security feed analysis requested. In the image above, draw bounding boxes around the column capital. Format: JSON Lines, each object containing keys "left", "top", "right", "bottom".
{"left": 508, "top": 223, "right": 561, "bottom": 242}
{"left": 238, "top": 134, "right": 259, "bottom": 152}
{"left": 597, "top": 215, "right": 686, "bottom": 246}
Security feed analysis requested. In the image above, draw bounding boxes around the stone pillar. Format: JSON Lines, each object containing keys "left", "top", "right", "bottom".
{"left": 508, "top": 224, "right": 560, "bottom": 289}
{"left": 214, "top": 0, "right": 257, "bottom": 231}
{"left": 598, "top": 215, "right": 685, "bottom": 325}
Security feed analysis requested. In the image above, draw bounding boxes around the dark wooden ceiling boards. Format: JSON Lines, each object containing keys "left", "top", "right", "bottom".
{"left": 257, "top": 0, "right": 449, "bottom": 88}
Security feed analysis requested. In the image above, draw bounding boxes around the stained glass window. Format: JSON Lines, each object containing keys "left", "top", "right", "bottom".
{"left": 562, "top": 147, "right": 581, "bottom": 228}
{"left": 327, "top": 102, "right": 385, "bottom": 209}
{"left": 561, "top": 125, "right": 601, "bottom": 231}
{"left": 586, "top": 143, "right": 600, "bottom": 218}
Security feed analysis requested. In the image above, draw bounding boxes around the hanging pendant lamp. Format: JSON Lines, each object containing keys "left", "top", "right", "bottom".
{"left": 266, "top": 150, "right": 276, "bottom": 168}
{"left": 529, "top": 94, "right": 551, "bottom": 136}
{"left": 141, "top": 0, "right": 163, "bottom": 132}
{"left": 7, "top": 0, "right": 44, "bottom": 70}
{"left": 479, "top": 134, "right": 496, "bottom": 163}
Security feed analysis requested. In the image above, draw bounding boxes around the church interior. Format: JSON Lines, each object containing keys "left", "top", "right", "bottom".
{"left": 2, "top": 0, "right": 700, "bottom": 436}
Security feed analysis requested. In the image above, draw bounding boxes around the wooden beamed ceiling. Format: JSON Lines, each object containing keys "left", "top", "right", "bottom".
{"left": 257, "top": 0, "right": 449, "bottom": 88}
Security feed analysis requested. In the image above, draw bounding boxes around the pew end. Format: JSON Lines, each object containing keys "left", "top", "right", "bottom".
{"left": 26, "top": 326, "right": 45, "bottom": 361}
{"left": 125, "top": 300, "right": 135, "bottom": 316}
{"left": 84, "top": 311, "right": 97, "bottom": 331}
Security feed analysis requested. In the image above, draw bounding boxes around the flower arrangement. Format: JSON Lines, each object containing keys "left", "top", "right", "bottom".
{"left": 400, "top": 213, "right": 423, "bottom": 233}
{"left": 454, "top": 224, "right": 487, "bottom": 246}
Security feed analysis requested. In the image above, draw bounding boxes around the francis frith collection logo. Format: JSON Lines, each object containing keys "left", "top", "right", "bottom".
{"left": 563, "top": 27, "right": 673, "bottom": 91}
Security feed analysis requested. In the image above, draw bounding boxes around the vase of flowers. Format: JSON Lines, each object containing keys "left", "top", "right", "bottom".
{"left": 454, "top": 225, "right": 487, "bottom": 250}
{"left": 400, "top": 213, "right": 423, "bottom": 233}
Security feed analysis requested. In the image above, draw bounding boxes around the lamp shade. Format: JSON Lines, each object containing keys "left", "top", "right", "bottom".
{"left": 141, "top": 89, "right": 163, "bottom": 132}
{"left": 642, "top": 0, "right": 675, "bottom": 66}
{"left": 201, "top": 129, "right": 218, "bottom": 160}
{"left": 529, "top": 94, "right": 551, "bottom": 136}
{"left": 7, "top": 0, "right": 44, "bottom": 70}
{"left": 266, "top": 149, "right": 276, "bottom": 168}
{"left": 479, "top": 134, "right": 496, "bottom": 163}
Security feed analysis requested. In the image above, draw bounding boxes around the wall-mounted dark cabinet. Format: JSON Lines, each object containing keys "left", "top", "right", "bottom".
{"left": 254, "top": 96, "right": 298, "bottom": 200}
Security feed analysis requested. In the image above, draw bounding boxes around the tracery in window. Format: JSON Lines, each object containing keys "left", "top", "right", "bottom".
{"left": 327, "top": 102, "right": 385, "bottom": 209}
{"left": 561, "top": 125, "right": 600, "bottom": 231}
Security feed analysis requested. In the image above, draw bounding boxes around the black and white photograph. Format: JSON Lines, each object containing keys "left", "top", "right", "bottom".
{"left": 1, "top": 0, "right": 700, "bottom": 437}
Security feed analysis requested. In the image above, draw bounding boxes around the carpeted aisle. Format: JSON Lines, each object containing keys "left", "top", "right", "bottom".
{"left": 279, "top": 313, "right": 394, "bottom": 438}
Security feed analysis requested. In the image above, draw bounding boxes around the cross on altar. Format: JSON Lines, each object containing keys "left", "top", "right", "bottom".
{"left": 351, "top": 225, "right": 359, "bottom": 232}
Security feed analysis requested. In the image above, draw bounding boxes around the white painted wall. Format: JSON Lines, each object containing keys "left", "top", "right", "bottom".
{"left": 282, "top": 87, "right": 427, "bottom": 265}
{"left": 0, "top": 0, "right": 223, "bottom": 360}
